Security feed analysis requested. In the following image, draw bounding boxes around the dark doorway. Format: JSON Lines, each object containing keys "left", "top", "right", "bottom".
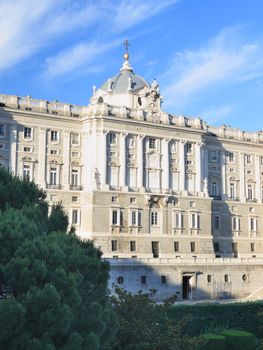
{"left": 182, "top": 276, "right": 192, "bottom": 300}
{"left": 152, "top": 241, "right": 159, "bottom": 258}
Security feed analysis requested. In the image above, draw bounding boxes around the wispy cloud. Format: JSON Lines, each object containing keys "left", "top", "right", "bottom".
{"left": 161, "top": 26, "right": 263, "bottom": 109}
{"left": 199, "top": 104, "right": 234, "bottom": 124}
{"left": 43, "top": 40, "right": 120, "bottom": 79}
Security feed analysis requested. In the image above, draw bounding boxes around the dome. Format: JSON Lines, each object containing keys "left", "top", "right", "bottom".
{"left": 100, "top": 61, "right": 150, "bottom": 94}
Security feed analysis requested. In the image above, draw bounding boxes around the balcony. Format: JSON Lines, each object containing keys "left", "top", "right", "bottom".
{"left": 47, "top": 184, "right": 61, "bottom": 190}
{"left": 70, "top": 185, "right": 82, "bottom": 191}
{"left": 246, "top": 198, "right": 257, "bottom": 203}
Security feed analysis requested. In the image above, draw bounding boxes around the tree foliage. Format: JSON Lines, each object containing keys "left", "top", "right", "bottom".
{"left": 0, "top": 168, "right": 118, "bottom": 349}
{"left": 111, "top": 288, "right": 202, "bottom": 350}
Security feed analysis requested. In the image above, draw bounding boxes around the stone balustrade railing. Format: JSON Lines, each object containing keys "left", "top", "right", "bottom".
{"left": 1, "top": 92, "right": 263, "bottom": 144}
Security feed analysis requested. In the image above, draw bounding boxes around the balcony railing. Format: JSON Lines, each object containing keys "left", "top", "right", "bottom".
{"left": 47, "top": 184, "right": 61, "bottom": 190}
{"left": 70, "top": 185, "right": 82, "bottom": 191}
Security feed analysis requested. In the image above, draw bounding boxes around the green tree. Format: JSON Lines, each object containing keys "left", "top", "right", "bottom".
{"left": 0, "top": 168, "right": 118, "bottom": 349}
{"left": 111, "top": 287, "right": 202, "bottom": 350}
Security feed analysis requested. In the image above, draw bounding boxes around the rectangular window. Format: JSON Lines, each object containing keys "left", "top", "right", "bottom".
{"left": 190, "top": 242, "right": 196, "bottom": 252}
{"left": 111, "top": 240, "right": 117, "bottom": 252}
{"left": 224, "top": 274, "right": 229, "bottom": 283}
{"left": 131, "top": 211, "right": 137, "bottom": 226}
{"left": 130, "top": 197, "right": 136, "bottom": 203}
{"left": 0, "top": 124, "right": 4, "bottom": 137}
{"left": 161, "top": 275, "right": 167, "bottom": 284}
{"left": 207, "top": 275, "right": 212, "bottom": 283}
{"left": 109, "top": 133, "right": 117, "bottom": 145}
{"left": 151, "top": 212, "right": 158, "bottom": 226}
{"left": 23, "top": 146, "right": 32, "bottom": 152}
{"left": 50, "top": 167, "right": 57, "bottom": 185}
{"left": 112, "top": 210, "right": 118, "bottom": 225}
{"left": 213, "top": 242, "right": 220, "bottom": 252}
{"left": 191, "top": 213, "right": 200, "bottom": 229}
{"left": 152, "top": 241, "right": 159, "bottom": 258}
{"left": 186, "top": 143, "right": 192, "bottom": 153}
{"left": 211, "top": 150, "right": 217, "bottom": 161}
{"left": 211, "top": 182, "right": 217, "bottom": 197}
{"left": 72, "top": 209, "right": 79, "bottom": 224}
{"left": 111, "top": 196, "right": 118, "bottom": 203}
{"left": 247, "top": 185, "right": 253, "bottom": 200}
{"left": 50, "top": 149, "right": 58, "bottom": 155}
{"left": 246, "top": 154, "right": 252, "bottom": 164}
{"left": 232, "top": 243, "right": 238, "bottom": 257}
{"left": 149, "top": 137, "right": 156, "bottom": 149}
{"left": 232, "top": 216, "right": 240, "bottom": 231}
{"left": 249, "top": 217, "right": 257, "bottom": 232}
{"left": 71, "top": 169, "right": 79, "bottom": 186}
{"left": 130, "top": 241, "right": 136, "bottom": 252}
{"left": 174, "top": 241, "right": 179, "bottom": 252}
{"left": 51, "top": 130, "right": 58, "bottom": 142}
{"left": 71, "top": 133, "right": 80, "bottom": 145}
{"left": 23, "top": 165, "right": 30, "bottom": 179}
{"left": 141, "top": 275, "right": 146, "bottom": 284}
{"left": 214, "top": 216, "right": 220, "bottom": 230}
{"left": 24, "top": 127, "right": 32, "bottom": 139}
{"left": 230, "top": 183, "right": 235, "bottom": 199}
{"left": 250, "top": 242, "right": 255, "bottom": 252}
{"left": 229, "top": 152, "right": 235, "bottom": 162}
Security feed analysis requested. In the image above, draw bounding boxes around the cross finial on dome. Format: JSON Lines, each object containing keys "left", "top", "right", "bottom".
{"left": 123, "top": 39, "right": 130, "bottom": 60}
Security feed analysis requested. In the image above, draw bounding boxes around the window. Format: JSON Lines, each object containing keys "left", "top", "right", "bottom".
{"left": 174, "top": 241, "right": 179, "bottom": 252}
{"left": 129, "top": 136, "right": 135, "bottom": 148}
{"left": 186, "top": 143, "right": 192, "bottom": 153}
{"left": 51, "top": 130, "right": 58, "bottom": 142}
{"left": 50, "top": 167, "right": 57, "bottom": 185}
{"left": 141, "top": 276, "right": 147, "bottom": 284}
{"left": 112, "top": 210, "right": 118, "bottom": 225}
{"left": 232, "top": 243, "right": 238, "bottom": 257}
{"left": 71, "top": 169, "right": 79, "bottom": 186}
{"left": 190, "top": 242, "right": 196, "bottom": 252}
{"left": 149, "top": 137, "right": 156, "bottom": 149}
{"left": 0, "top": 124, "right": 4, "bottom": 137}
{"left": 23, "top": 165, "right": 30, "bottom": 179}
{"left": 130, "top": 197, "right": 136, "bottom": 204}
{"left": 229, "top": 183, "right": 236, "bottom": 199}
{"left": 72, "top": 196, "right": 79, "bottom": 202}
{"left": 23, "top": 146, "right": 31, "bottom": 152}
{"left": 72, "top": 151, "right": 79, "bottom": 157}
{"left": 250, "top": 243, "right": 255, "bottom": 252}
{"left": 129, "top": 210, "right": 141, "bottom": 227}
{"left": 207, "top": 275, "right": 212, "bottom": 283}
{"left": 131, "top": 211, "right": 136, "bottom": 226}
{"left": 173, "top": 211, "right": 183, "bottom": 228}
{"left": 130, "top": 241, "right": 136, "bottom": 252}
{"left": 249, "top": 217, "right": 257, "bottom": 232}
{"left": 191, "top": 213, "right": 200, "bottom": 229}
{"left": 249, "top": 207, "right": 254, "bottom": 213}
{"left": 72, "top": 209, "right": 80, "bottom": 225}
{"left": 214, "top": 242, "right": 220, "bottom": 252}
{"left": 161, "top": 275, "right": 167, "bottom": 284}
{"left": 152, "top": 241, "right": 159, "bottom": 258}
{"left": 111, "top": 196, "right": 118, "bottom": 203}
{"left": 211, "top": 182, "right": 218, "bottom": 197}
{"left": 246, "top": 154, "right": 252, "bottom": 164}
{"left": 109, "top": 133, "right": 117, "bottom": 145}
{"left": 71, "top": 133, "right": 80, "bottom": 145}
{"left": 111, "top": 240, "right": 117, "bottom": 251}
{"left": 50, "top": 149, "right": 58, "bottom": 155}
{"left": 211, "top": 150, "right": 217, "bottom": 161}
{"left": 232, "top": 216, "right": 240, "bottom": 231}
{"left": 247, "top": 184, "right": 253, "bottom": 200}
{"left": 213, "top": 216, "right": 220, "bottom": 230}
{"left": 117, "top": 276, "right": 124, "bottom": 284}
{"left": 224, "top": 274, "right": 229, "bottom": 283}
{"left": 151, "top": 212, "right": 158, "bottom": 226}
{"left": 24, "top": 127, "right": 32, "bottom": 139}
{"left": 229, "top": 152, "right": 235, "bottom": 162}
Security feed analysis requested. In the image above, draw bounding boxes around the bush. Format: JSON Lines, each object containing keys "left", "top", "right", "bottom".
{"left": 221, "top": 329, "right": 256, "bottom": 350}
{"left": 199, "top": 333, "right": 227, "bottom": 350}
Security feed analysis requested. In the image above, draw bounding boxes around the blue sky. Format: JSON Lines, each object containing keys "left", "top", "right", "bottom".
{"left": 1, "top": 0, "right": 263, "bottom": 131}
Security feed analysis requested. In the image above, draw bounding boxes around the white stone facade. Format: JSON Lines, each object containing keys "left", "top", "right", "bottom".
{"left": 1, "top": 56, "right": 263, "bottom": 300}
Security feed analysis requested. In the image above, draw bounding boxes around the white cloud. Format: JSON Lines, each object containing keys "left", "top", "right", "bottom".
{"left": 161, "top": 26, "right": 263, "bottom": 109}
{"left": 44, "top": 40, "right": 120, "bottom": 79}
{"left": 199, "top": 104, "right": 234, "bottom": 124}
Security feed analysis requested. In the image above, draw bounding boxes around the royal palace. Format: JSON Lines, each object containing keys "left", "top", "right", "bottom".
{"left": 1, "top": 49, "right": 263, "bottom": 301}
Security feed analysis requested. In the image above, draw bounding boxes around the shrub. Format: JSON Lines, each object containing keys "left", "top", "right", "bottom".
{"left": 199, "top": 333, "right": 227, "bottom": 350}
{"left": 221, "top": 329, "right": 256, "bottom": 350}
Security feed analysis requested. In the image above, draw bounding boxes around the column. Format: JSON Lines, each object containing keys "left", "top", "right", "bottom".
{"left": 255, "top": 155, "right": 261, "bottom": 201}
{"left": 239, "top": 152, "right": 245, "bottom": 201}
{"left": 97, "top": 130, "right": 107, "bottom": 189}
{"left": 179, "top": 140, "right": 185, "bottom": 192}
{"left": 62, "top": 131, "right": 70, "bottom": 190}
{"left": 162, "top": 138, "right": 170, "bottom": 192}
{"left": 221, "top": 151, "right": 227, "bottom": 200}
{"left": 137, "top": 135, "right": 145, "bottom": 189}
{"left": 9, "top": 124, "right": 17, "bottom": 174}
{"left": 195, "top": 142, "right": 202, "bottom": 193}
{"left": 119, "top": 132, "right": 127, "bottom": 189}
{"left": 38, "top": 127, "right": 46, "bottom": 189}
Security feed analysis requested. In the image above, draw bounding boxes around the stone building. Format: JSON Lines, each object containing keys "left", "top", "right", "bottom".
{"left": 1, "top": 49, "right": 263, "bottom": 301}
